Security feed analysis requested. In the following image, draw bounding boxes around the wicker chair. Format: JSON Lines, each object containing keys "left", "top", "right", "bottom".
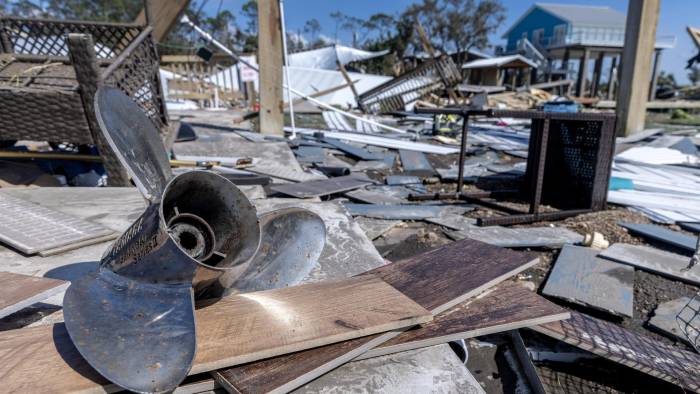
{"left": 0, "top": 16, "right": 170, "bottom": 186}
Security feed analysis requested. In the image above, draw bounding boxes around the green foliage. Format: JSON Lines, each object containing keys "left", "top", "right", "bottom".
{"left": 689, "top": 65, "right": 700, "bottom": 86}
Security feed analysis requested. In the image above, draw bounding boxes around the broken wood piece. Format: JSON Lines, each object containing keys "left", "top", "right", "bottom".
{"left": 213, "top": 238, "right": 539, "bottom": 394}
{"left": 0, "top": 276, "right": 431, "bottom": 393}
{"left": 355, "top": 282, "right": 570, "bottom": 360}
{"left": 0, "top": 271, "right": 68, "bottom": 319}
{"left": 532, "top": 311, "right": 700, "bottom": 391}
{"left": 269, "top": 175, "right": 373, "bottom": 198}
{"left": 542, "top": 245, "right": 634, "bottom": 317}
{"left": 599, "top": 243, "right": 700, "bottom": 286}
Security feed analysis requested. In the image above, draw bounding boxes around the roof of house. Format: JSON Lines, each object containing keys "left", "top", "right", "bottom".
{"left": 502, "top": 3, "right": 626, "bottom": 38}
{"left": 461, "top": 55, "right": 538, "bottom": 70}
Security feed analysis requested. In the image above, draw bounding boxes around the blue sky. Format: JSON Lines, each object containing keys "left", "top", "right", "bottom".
{"left": 204, "top": 0, "right": 698, "bottom": 83}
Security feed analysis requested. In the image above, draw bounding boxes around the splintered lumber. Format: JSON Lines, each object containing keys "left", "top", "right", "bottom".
{"left": 0, "top": 276, "right": 431, "bottom": 393}
{"left": 0, "top": 272, "right": 68, "bottom": 319}
{"left": 355, "top": 282, "right": 570, "bottom": 360}
{"left": 213, "top": 238, "right": 540, "bottom": 394}
{"left": 532, "top": 311, "right": 700, "bottom": 391}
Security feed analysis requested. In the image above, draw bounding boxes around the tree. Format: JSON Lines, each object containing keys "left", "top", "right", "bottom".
{"left": 241, "top": 0, "right": 258, "bottom": 34}
{"left": 657, "top": 71, "right": 677, "bottom": 89}
{"left": 689, "top": 65, "right": 700, "bottom": 86}
{"left": 402, "top": 0, "right": 505, "bottom": 64}
{"left": 303, "top": 18, "right": 321, "bottom": 43}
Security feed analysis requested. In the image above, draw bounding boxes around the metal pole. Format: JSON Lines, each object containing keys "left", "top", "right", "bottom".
{"left": 457, "top": 113, "right": 469, "bottom": 193}
{"left": 279, "top": 0, "right": 296, "bottom": 139}
{"left": 180, "top": 15, "right": 407, "bottom": 134}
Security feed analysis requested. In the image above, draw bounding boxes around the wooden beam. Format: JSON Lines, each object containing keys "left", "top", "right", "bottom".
{"left": 591, "top": 52, "right": 605, "bottom": 97}
{"left": 257, "top": 0, "right": 284, "bottom": 135}
{"left": 616, "top": 0, "right": 660, "bottom": 136}
{"left": 607, "top": 56, "right": 618, "bottom": 100}
{"left": 575, "top": 49, "right": 590, "bottom": 97}
{"left": 135, "top": 0, "right": 191, "bottom": 42}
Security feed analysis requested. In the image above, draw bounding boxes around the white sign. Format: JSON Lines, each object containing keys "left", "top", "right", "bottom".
{"left": 239, "top": 55, "right": 258, "bottom": 83}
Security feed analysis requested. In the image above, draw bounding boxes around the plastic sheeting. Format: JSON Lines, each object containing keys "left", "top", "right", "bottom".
{"left": 288, "top": 45, "right": 389, "bottom": 70}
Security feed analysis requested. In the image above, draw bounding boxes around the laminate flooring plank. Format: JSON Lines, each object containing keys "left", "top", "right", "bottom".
{"left": 0, "top": 272, "right": 69, "bottom": 318}
{"left": 214, "top": 238, "right": 540, "bottom": 394}
{"left": 356, "top": 282, "right": 570, "bottom": 360}
{"left": 0, "top": 276, "right": 431, "bottom": 393}
{"left": 532, "top": 311, "right": 700, "bottom": 391}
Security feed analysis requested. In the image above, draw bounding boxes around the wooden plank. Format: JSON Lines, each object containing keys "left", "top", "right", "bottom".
{"left": 257, "top": 0, "right": 284, "bottom": 135}
{"left": 0, "top": 272, "right": 68, "bottom": 319}
{"left": 135, "top": 0, "right": 190, "bottom": 42}
{"left": 214, "top": 238, "right": 540, "bottom": 394}
{"left": 0, "top": 276, "right": 431, "bottom": 393}
{"left": 269, "top": 175, "right": 373, "bottom": 198}
{"left": 532, "top": 311, "right": 700, "bottom": 391}
{"left": 599, "top": 243, "right": 700, "bottom": 286}
{"left": 542, "top": 245, "right": 634, "bottom": 317}
{"left": 355, "top": 282, "right": 570, "bottom": 360}
{"left": 615, "top": 0, "right": 659, "bottom": 135}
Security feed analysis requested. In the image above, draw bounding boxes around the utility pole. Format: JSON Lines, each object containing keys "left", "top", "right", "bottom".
{"left": 616, "top": 0, "right": 660, "bottom": 136}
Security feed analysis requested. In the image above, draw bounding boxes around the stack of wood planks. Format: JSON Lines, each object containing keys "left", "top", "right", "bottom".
{"left": 0, "top": 238, "right": 571, "bottom": 393}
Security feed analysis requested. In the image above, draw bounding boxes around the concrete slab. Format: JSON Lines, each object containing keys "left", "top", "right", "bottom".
{"left": 649, "top": 297, "right": 700, "bottom": 345}
{"left": 399, "top": 150, "right": 434, "bottom": 177}
{"left": 254, "top": 199, "right": 385, "bottom": 282}
{"left": 445, "top": 225, "right": 582, "bottom": 248}
{"left": 355, "top": 217, "right": 402, "bottom": 240}
{"left": 542, "top": 245, "right": 634, "bottom": 317}
{"left": 293, "top": 344, "right": 485, "bottom": 394}
{"left": 599, "top": 243, "right": 700, "bottom": 286}
{"left": 343, "top": 203, "right": 446, "bottom": 220}
{"left": 619, "top": 222, "right": 697, "bottom": 253}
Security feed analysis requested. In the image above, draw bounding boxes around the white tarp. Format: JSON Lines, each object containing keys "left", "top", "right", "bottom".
{"left": 288, "top": 45, "right": 389, "bottom": 70}
{"left": 203, "top": 66, "right": 390, "bottom": 108}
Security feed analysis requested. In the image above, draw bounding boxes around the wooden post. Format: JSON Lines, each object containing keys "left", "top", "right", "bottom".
{"left": 607, "top": 56, "right": 618, "bottom": 100}
{"left": 591, "top": 52, "right": 605, "bottom": 97}
{"left": 135, "top": 0, "right": 190, "bottom": 42}
{"left": 649, "top": 49, "right": 662, "bottom": 100}
{"left": 575, "top": 49, "right": 590, "bottom": 97}
{"left": 67, "top": 34, "right": 130, "bottom": 186}
{"left": 616, "top": 0, "right": 660, "bottom": 136}
{"left": 257, "top": 0, "right": 284, "bottom": 135}
{"left": 561, "top": 48, "right": 570, "bottom": 75}
{"left": 337, "top": 60, "right": 363, "bottom": 111}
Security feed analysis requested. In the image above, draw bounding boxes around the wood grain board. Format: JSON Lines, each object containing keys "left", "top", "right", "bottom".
{"left": 356, "top": 282, "right": 570, "bottom": 360}
{"left": 214, "top": 238, "right": 540, "bottom": 394}
{"left": 0, "top": 276, "right": 431, "bottom": 393}
{"left": 532, "top": 311, "right": 700, "bottom": 391}
{"left": 0, "top": 271, "right": 68, "bottom": 319}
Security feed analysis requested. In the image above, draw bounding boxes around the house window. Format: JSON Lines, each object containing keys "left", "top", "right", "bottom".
{"left": 553, "top": 24, "right": 567, "bottom": 45}
{"left": 532, "top": 28, "right": 544, "bottom": 45}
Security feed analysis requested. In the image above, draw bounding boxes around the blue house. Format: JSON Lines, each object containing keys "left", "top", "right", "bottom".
{"left": 501, "top": 3, "right": 676, "bottom": 98}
